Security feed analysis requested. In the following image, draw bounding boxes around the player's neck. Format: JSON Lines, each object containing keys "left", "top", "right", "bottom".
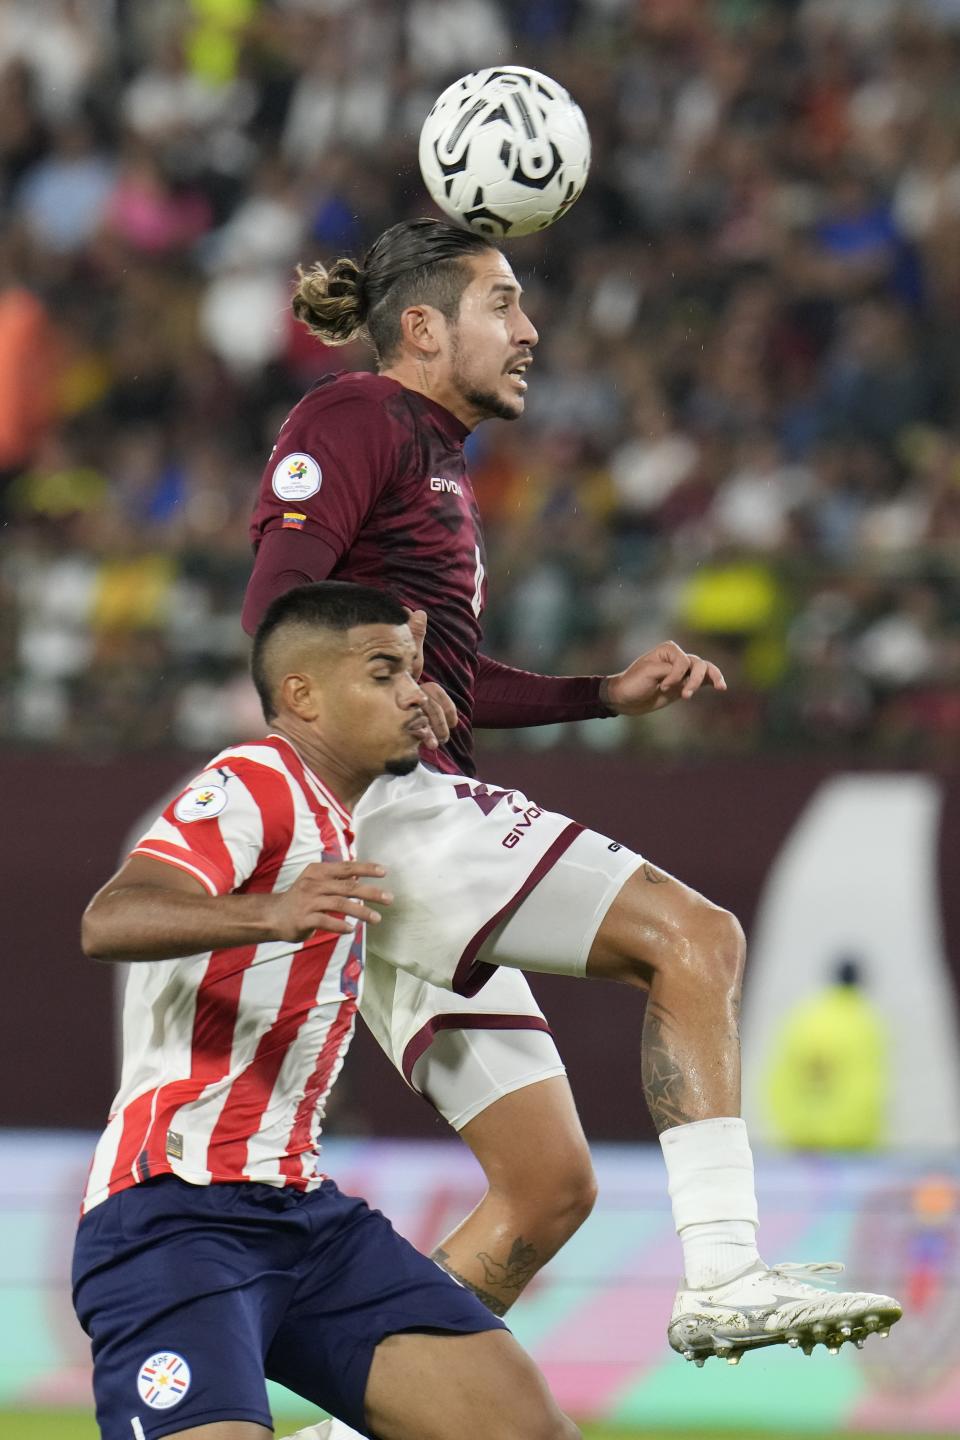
{"left": 381, "top": 360, "right": 477, "bottom": 431}
{"left": 269, "top": 724, "right": 363, "bottom": 812}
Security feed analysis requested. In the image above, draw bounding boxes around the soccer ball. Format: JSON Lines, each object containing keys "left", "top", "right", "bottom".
{"left": 418, "top": 66, "right": 591, "bottom": 238}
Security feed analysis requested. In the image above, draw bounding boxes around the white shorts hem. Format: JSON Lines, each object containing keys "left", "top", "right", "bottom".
{"left": 439, "top": 1064, "right": 569, "bottom": 1132}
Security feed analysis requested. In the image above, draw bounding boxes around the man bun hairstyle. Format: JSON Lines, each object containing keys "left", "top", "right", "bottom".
{"left": 291, "top": 257, "right": 367, "bottom": 347}
{"left": 291, "top": 218, "right": 495, "bottom": 364}
{"left": 251, "top": 581, "right": 410, "bottom": 721}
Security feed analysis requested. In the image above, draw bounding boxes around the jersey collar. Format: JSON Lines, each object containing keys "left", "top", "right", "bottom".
{"left": 410, "top": 390, "right": 471, "bottom": 446}
{"left": 265, "top": 733, "right": 353, "bottom": 823}
{"left": 376, "top": 374, "right": 470, "bottom": 446}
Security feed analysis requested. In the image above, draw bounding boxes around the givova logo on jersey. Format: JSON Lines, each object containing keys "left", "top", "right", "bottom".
{"left": 136, "top": 1350, "right": 191, "bottom": 1409}
{"left": 429, "top": 475, "right": 463, "bottom": 496}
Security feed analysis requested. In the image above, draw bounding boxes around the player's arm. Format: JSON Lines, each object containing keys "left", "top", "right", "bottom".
{"left": 81, "top": 854, "right": 392, "bottom": 962}
{"left": 472, "top": 644, "right": 725, "bottom": 728}
{"left": 242, "top": 527, "right": 338, "bottom": 634}
{"left": 472, "top": 654, "right": 612, "bottom": 727}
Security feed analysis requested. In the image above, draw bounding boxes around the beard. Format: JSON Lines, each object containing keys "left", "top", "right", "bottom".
{"left": 450, "top": 333, "right": 523, "bottom": 422}
{"left": 460, "top": 383, "right": 522, "bottom": 422}
{"left": 384, "top": 754, "right": 420, "bottom": 777}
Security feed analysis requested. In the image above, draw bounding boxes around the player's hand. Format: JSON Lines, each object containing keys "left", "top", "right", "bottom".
{"left": 418, "top": 681, "right": 458, "bottom": 748}
{"left": 601, "top": 642, "right": 727, "bottom": 716}
{"left": 405, "top": 608, "right": 459, "bottom": 748}
{"left": 267, "top": 862, "right": 393, "bottom": 940}
{"left": 405, "top": 608, "right": 430, "bottom": 680}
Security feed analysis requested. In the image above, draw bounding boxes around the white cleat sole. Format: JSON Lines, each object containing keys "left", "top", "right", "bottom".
{"left": 672, "top": 1306, "right": 900, "bottom": 1366}
{"left": 668, "top": 1262, "right": 902, "bottom": 1366}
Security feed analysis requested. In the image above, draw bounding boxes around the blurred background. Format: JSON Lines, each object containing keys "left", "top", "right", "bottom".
{"left": 1, "top": 0, "right": 959, "bottom": 1435}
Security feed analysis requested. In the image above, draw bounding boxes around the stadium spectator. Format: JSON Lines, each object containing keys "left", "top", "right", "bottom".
{"left": 0, "top": 0, "right": 956, "bottom": 758}
{"left": 764, "top": 956, "right": 889, "bottom": 1151}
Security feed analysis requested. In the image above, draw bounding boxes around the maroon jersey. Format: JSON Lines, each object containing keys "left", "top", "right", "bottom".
{"left": 248, "top": 373, "right": 486, "bottom": 774}
{"left": 245, "top": 372, "right": 610, "bottom": 776}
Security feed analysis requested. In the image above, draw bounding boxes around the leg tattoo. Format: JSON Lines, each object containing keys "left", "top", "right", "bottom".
{"left": 430, "top": 1235, "right": 541, "bottom": 1317}
{"left": 430, "top": 1245, "right": 510, "bottom": 1316}
{"left": 477, "top": 1236, "right": 538, "bottom": 1295}
{"left": 641, "top": 1003, "right": 696, "bottom": 1132}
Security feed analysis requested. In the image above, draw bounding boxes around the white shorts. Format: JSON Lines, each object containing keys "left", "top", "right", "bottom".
{"left": 354, "top": 766, "right": 644, "bottom": 1129}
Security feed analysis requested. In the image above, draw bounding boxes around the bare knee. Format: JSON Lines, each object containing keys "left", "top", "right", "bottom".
{"left": 492, "top": 1117, "right": 595, "bottom": 1244}
{"left": 462, "top": 1079, "right": 598, "bottom": 1248}
{"left": 690, "top": 904, "right": 746, "bottom": 994}
{"left": 529, "top": 1150, "right": 596, "bottom": 1238}
{"left": 589, "top": 873, "right": 746, "bottom": 997}
{"left": 560, "top": 1155, "right": 598, "bottom": 1233}
{"left": 651, "top": 901, "right": 746, "bottom": 1002}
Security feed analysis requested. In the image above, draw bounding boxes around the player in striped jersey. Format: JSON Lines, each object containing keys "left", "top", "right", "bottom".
{"left": 73, "top": 582, "right": 581, "bottom": 1440}
{"left": 244, "top": 220, "right": 902, "bottom": 1387}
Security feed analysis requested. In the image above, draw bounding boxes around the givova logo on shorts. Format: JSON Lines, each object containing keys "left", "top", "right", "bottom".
{"left": 453, "top": 781, "right": 542, "bottom": 847}
{"left": 136, "top": 1350, "right": 191, "bottom": 1409}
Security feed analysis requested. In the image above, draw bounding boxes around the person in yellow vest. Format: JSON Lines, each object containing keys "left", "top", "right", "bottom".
{"left": 765, "top": 958, "right": 888, "bottom": 1150}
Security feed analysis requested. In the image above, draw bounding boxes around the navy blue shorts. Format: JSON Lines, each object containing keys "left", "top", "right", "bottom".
{"left": 72, "top": 1176, "right": 505, "bottom": 1439}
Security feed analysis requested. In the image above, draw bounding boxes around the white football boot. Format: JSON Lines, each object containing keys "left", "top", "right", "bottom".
{"left": 669, "top": 1260, "right": 902, "bottom": 1366}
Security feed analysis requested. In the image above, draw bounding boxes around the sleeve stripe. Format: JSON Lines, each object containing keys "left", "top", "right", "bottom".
{"left": 214, "top": 758, "right": 295, "bottom": 873}
{"left": 130, "top": 842, "right": 228, "bottom": 896}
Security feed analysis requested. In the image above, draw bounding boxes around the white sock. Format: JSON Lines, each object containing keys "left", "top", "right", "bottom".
{"left": 660, "top": 1116, "right": 761, "bottom": 1289}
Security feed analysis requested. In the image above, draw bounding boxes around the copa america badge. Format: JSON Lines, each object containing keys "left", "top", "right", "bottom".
{"left": 136, "top": 1350, "right": 191, "bottom": 1409}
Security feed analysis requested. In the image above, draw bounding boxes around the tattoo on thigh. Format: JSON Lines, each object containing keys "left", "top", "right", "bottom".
{"left": 430, "top": 1245, "right": 509, "bottom": 1317}
{"left": 642, "top": 1005, "right": 694, "bottom": 1132}
{"left": 643, "top": 863, "right": 669, "bottom": 884}
{"left": 477, "top": 1236, "right": 539, "bottom": 1295}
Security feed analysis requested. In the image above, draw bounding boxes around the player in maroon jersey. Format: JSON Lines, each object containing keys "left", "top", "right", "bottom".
{"left": 244, "top": 219, "right": 901, "bottom": 1379}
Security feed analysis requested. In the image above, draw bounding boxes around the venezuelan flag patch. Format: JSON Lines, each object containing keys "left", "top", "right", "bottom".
{"left": 281, "top": 511, "right": 307, "bottom": 530}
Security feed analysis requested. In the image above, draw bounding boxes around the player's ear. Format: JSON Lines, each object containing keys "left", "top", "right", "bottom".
{"left": 279, "top": 671, "right": 320, "bottom": 721}
{"left": 400, "top": 304, "right": 442, "bottom": 358}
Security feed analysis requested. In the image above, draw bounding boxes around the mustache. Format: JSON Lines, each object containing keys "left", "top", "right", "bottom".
{"left": 503, "top": 352, "right": 534, "bottom": 373}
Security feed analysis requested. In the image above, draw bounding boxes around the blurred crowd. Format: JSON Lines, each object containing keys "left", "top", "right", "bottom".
{"left": 1, "top": 0, "right": 959, "bottom": 760}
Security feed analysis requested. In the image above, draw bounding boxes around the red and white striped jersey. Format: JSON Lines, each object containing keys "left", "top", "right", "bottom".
{"left": 82, "top": 735, "right": 362, "bottom": 1215}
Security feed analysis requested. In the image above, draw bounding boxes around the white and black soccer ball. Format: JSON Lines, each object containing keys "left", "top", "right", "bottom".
{"left": 418, "top": 66, "right": 591, "bottom": 238}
